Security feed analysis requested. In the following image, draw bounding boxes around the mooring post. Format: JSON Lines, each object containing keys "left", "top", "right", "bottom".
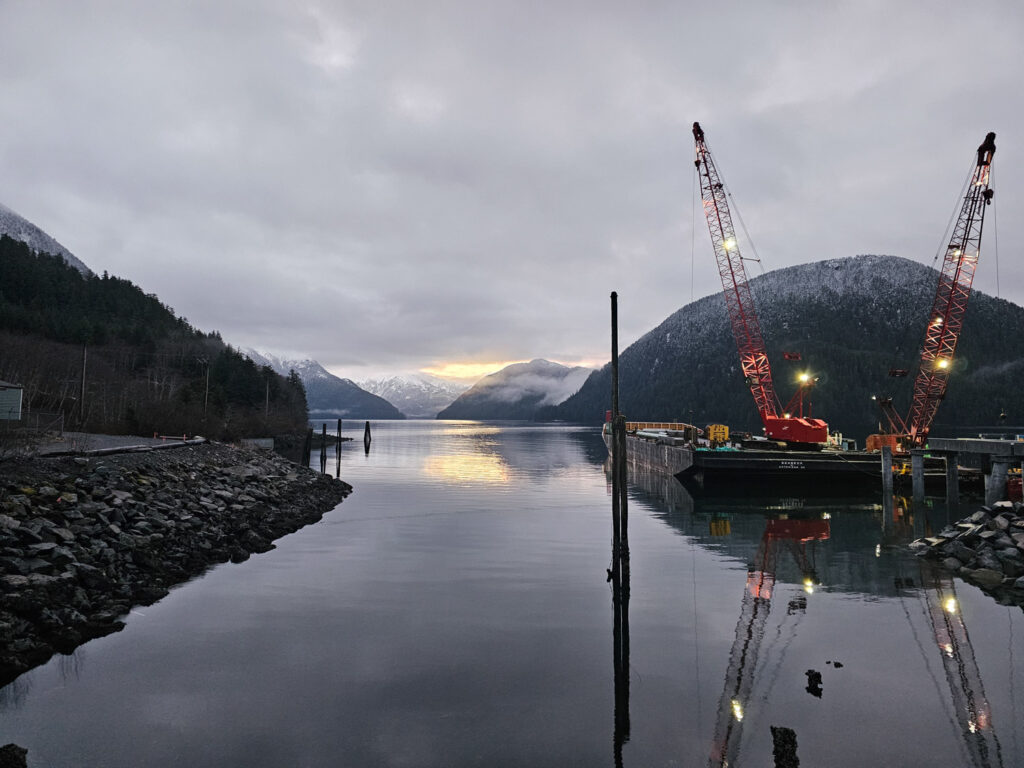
{"left": 610, "top": 292, "right": 621, "bottom": 565}
{"left": 320, "top": 423, "right": 327, "bottom": 473}
{"left": 335, "top": 419, "right": 342, "bottom": 477}
{"left": 911, "top": 449, "right": 925, "bottom": 502}
{"left": 616, "top": 414, "right": 629, "bottom": 565}
{"left": 609, "top": 292, "right": 631, "bottom": 765}
{"left": 611, "top": 292, "right": 620, "bottom": 418}
{"left": 364, "top": 420, "right": 372, "bottom": 455}
{"left": 303, "top": 427, "right": 313, "bottom": 467}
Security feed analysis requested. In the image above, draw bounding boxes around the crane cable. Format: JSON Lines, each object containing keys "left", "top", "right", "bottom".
{"left": 691, "top": 163, "right": 697, "bottom": 303}
{"left": 991, "top": 163, "right": 1000, "bottom": 298}
{"left": 713, "top": 150, "right": 767, "bottom": 274}
{"left": 882, "top": 155, "right": 976, "bottom": 414}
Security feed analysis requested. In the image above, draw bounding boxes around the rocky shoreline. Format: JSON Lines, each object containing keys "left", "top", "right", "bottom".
{"left": 910, "top": 501, "right": 1024, "bottom": 607}
{"left": 0, "top": 442, "right": 351, "bottom": 686}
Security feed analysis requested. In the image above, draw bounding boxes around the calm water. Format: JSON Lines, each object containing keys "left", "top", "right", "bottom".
{"left": 2, "top": 421, "right": 1022, "bottom": 767}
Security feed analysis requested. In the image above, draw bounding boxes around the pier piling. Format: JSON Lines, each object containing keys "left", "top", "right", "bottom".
{"left": 944, "top": 455, "right": 960, "bottom": 504}
{"left": 881, "top": 446, "right": 894, "bottom": 496}
{"left": 911, "top": 450, "right": 925, "bottom": 502}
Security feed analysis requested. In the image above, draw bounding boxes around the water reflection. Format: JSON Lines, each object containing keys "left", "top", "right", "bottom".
{"left": 2, "top": 423, "right": 1020, "bottom": 767}
{"left": 610, "top": 516, "right": 630, "bottom": 768}
{"left": 618, "top": 461, "right": 1018, "bottom": 767}
{"left": 917, "top": 562, "right": 1005, "bottom": 767}
{"left": 422, "top": 452, "right": 511, "bottom": 484}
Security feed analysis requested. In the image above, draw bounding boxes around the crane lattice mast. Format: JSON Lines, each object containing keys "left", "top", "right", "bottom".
{"left": 693, "top": 122, "right": 828, "bottom": 444}
{"left": 905, "top": 132, "right": 996, "bottom": 447}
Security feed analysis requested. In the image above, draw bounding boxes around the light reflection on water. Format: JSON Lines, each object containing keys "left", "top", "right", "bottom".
{"left": 0, "top": 420, "right": 1021, "bottom": 768}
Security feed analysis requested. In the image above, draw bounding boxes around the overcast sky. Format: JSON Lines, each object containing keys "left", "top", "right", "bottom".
{"left": 2, "top": 1, "right": 1021, "bottom": 380}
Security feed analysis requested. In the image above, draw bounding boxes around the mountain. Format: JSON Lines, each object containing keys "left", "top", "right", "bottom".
{"left": 0, "top": 236, "right": 308, "bottom": 439}
{"left": 357, "top": 374, "right": 469, "bottom": 418}
{"left": 437, "top": 359, "right": 593, "bottom": 420}
{"left": 242, "top": 350, "right": 405, "bottom": 420}
{"left": 546, "top": 255, "right": 1024, "bottom": 443}
{"left": 0, "top": 202, "right": 92, "bottom": 276}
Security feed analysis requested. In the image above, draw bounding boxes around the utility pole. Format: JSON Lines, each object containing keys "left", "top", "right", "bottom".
{"left": 196, "top": 357, "right": 210, "bottom": 422}
{"left": 79, "top": 345, "right": 87, "bottom": 426}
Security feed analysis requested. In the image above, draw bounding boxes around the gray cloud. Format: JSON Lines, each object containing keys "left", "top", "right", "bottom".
{"left": 1, "top": 1, "right": 1021, "bottom": 378}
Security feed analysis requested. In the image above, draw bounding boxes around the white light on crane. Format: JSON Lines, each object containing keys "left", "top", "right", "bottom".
{"left": 944, "top": 597, "right": 958, "bottom": 615}
{"left": 724, "top": 238, "right": 736, "bottom": 251}
{"left": 798, "top": 372, "right": 810, "bottom": 383}
{"left": 937, "top": 359, "right": 950, "bottom": 370}
{"left": 731, "top": 699, "right": 744, "bottom": 721}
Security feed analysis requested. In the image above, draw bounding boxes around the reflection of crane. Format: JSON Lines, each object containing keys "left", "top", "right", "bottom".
{"left": 918, "top": 562, "right": 1004, "bottom": 767}
{"left": 693, "top": 122, "right": 828, "bottom": 445}
{"left": 709, "top": 517, "right": 830, "bottom": 767}
{"left": 871, "top": 132, "right": 996, "bottom": 451}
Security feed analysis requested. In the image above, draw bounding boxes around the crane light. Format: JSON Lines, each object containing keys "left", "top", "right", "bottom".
{"left": 931, "top": 316, "right": 944, "bottom": 327}
{"left": 731, "top": 699, "right": 744, "bottom": 721}
{"left": 944, "top": 597, "right": 958, "bottom": 615}
{"left": 724, "top": 238, "right": 736, "bottom": 251}
{"left": 937, "top": 359, "right": 950, "bottom": 370}
{"left": 798, "top": 372, "right": 810, "bottom": 383}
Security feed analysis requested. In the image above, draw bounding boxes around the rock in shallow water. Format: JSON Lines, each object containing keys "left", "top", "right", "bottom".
{"left": 0, "top": 442, "right": 351, "bottom": 685}
{"left": 909, "top": 501, "right": 1024, "bottom": 606}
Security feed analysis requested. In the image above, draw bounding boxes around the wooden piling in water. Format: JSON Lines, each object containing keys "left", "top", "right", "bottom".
{"left": 320, "top": 423, "right": 327, "bottom": 473}
{"left": 302, "top": 427, "right": 313, "bottom": 467}
{"left": 611, "top": 292, "right": 621, "bottom": 562}
{"left": 609, "top": 292, "right": 630, "bottom": 765}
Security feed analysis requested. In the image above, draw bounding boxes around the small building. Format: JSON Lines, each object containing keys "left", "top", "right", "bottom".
{"left": 0, "top": 380, "right": 23, "bottom": 421}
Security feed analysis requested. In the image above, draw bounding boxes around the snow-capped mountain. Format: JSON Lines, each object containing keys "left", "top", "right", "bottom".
{"left": 0, "top": 202, "right": 92, "bottom": 275}
{"left": 242, "top": 349, "right": 405, "bottom": 420}
{"left": 357, "top": 374, "right": 469, "bottom": 419}
{"left": 437, "top": 359, "right": 593, "bottom": 420}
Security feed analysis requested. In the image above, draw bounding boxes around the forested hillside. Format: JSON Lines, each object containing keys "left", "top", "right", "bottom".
{"left": 546, "top": 255, "right": 1024, "bottom": 443}
{"left": 0, "top": 235, "right": 308, "bottom": 439}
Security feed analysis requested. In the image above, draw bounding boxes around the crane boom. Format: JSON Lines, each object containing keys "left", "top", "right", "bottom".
{"left": 693, "top": 122, "right": 828, "bottom": 444}
{"left": 905, "top": 132, "right": 996, "bottom": 446}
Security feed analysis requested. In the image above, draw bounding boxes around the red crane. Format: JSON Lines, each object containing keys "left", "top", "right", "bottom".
{"left": 692, "top": 122, "right": 828, "bottom": 444}
{"left": 874, "top": 131, "right": 996, "bottom": 450}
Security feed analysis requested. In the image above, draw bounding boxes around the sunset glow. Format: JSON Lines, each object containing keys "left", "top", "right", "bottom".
{"left": 422, "top": 357, "right": 603, "bottom": 382}
{"left": 420, "top": 361, "right": 529, "bottom": 382}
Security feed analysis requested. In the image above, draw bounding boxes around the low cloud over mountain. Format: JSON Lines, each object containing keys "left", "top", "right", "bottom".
{"left": 437, "top": 359, "right": 592, "bottom": 420}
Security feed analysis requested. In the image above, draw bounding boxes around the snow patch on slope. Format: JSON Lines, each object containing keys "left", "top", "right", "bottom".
{"left": 0, "top": 202, "right": 92, "bottom": 275}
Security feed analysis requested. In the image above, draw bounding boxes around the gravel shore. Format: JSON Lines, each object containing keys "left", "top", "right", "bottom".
{"left": 0, "top": 442, "right": 351, "bottom": 685}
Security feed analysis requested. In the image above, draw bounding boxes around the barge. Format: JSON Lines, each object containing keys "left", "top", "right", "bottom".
{"left": 602, "top": 422, "right": 955, "bottom": 495}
